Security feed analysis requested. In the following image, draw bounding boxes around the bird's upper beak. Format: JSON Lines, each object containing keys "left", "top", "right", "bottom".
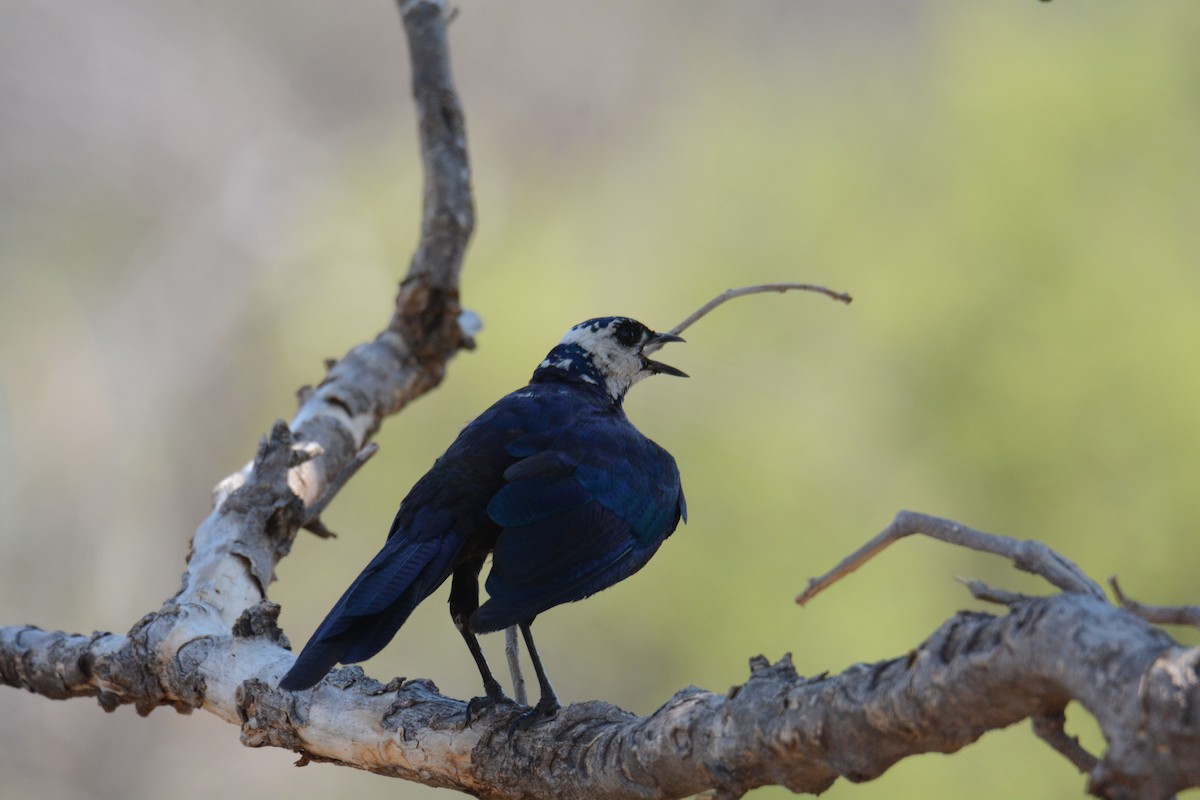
{"left": 643, "top": 331, "right": 688, "bottom": 378}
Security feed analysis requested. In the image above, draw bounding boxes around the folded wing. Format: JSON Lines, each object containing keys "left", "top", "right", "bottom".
{"left": 472, "top": 430, "right": 684, "bottom": 633}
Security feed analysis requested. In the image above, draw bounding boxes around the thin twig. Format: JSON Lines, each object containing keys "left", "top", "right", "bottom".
{"left": 797, "top": 510, "right": 1106, "bottom": 606}
{"left": 505, "top": 626, "right": 527, "bottom": 705}
{"left": 302, "top": 443, "right": 380, "bottom": 532}
{"left": 956, "top": 576, "right": 1032, "bottom": 606}
{"left": 1032, "top": 713, "right": 1099, "bottom": 774}
{"left": 643, "top": 283, "right": 852, "bottom": 355}
{"left": 1110, "top": 576, "right": 1200, "bottom": 629}
{"left": 302, "top": 518, "right": 339, "bottom": 540}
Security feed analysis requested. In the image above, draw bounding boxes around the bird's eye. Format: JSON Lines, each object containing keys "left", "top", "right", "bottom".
{"left": 614, "top": 322, "right": 641, "bottom": 348}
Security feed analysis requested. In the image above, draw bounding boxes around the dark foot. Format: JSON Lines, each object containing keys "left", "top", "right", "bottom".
{"left": 465, "top": 691, "right": 516, "bottom": 724}
{"left": 507, "top": 696, "right": 561, "bottom": 735}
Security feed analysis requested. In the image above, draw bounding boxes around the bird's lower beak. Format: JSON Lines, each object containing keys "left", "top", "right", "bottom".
{"left": 643, "top": 332, "right": 688, "bottom": 378}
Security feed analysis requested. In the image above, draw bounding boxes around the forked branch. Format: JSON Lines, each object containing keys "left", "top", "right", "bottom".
{"left": 1110, "top": 576, "right": 1200, "bottom": 629}
{"left": 796, "top": 509, "right": 1106, "bottom": 606}
{"left": 0, "top": 0, "right": 475, "bottom": 740}
{"left": 4, "top": 4, "right": 1200, "bottom": 800}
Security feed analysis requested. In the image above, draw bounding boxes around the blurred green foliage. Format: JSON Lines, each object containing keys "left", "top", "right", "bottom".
{"left": 2, "top": 2, "right": 1199, "bottom": 799}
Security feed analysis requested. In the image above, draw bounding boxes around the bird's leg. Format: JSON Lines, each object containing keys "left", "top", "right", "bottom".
{"left": 458, "top": 624, "right": 506, "bottom": 701}
{"left": 518, "top": 620, "right": 561, "bottom": 719}
{"left": 449, "top": 563, "right": 511, "bottom": 717}
{"left": 505, "top": 621, "right": 560, "bottom": 734}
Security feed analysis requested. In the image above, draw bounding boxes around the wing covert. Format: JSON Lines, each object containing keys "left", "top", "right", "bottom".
{"left": 475, "top": 417, "right": 685, "bottom": 631}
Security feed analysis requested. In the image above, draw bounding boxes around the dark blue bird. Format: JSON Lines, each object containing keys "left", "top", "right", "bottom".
{"left": 280, "top": 316, "right": 687, "bottom": 719}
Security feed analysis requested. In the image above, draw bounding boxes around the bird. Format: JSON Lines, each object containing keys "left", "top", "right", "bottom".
{"left": 279, "top": 316, "right": 688, "bottom": 722}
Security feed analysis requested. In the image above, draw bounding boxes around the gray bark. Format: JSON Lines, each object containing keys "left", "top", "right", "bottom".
{"left": 2, "top": 3, "right": 1198, "bottom": 799}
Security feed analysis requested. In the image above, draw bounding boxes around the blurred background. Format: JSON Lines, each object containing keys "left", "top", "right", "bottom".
{"left": 1, "top": 1, "right": 1198, "bottom": 798}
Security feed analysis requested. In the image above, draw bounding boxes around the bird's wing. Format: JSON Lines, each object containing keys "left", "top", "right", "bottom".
{"left": 473, "top": 426, "right": 684, "bottom": 632}
{"left": 282, "top": 385, "right": 584, "bottom": 690}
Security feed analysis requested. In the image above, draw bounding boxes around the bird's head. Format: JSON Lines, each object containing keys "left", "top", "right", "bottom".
{"left": 532, "top": 317, "right": 687, "bottom": 403}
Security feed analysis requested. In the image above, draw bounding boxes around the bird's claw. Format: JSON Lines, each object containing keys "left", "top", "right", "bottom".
{"left": 464, "top": 692, "right": 517, "bottom": 725}
{"left": 506, "top": 697, "right": 561, "bottom": 736}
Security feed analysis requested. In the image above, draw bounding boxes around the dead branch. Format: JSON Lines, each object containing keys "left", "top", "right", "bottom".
{"left": 4, "top": 5, "right": 1200, "bottom": 800}
{"left": 0, "top": 0, "right": 474, "bottom": 739}
{"left": 642, "top": 282, "right": 853, "bottom": 357}
{"left": 8, "top": 551, "right": 1200, "bottom": 799}
{"left": 1110, "top": 576, "right": 1200, "bottom": 629}
{"left": 797, "top": 509, "right": 1106, "bottom": 606}
{"left": 1033, "top": 713, "right": 1100, "bottom": 776}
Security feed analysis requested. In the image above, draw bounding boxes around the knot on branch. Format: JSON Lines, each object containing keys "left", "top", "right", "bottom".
{"left": 0, "top": 627, "right": 111, "bottom": 704}
{"left": 391, "top": 280, "right": 465, "bottom": 374}
{"left": 232, "top": 601, "right": 291, "bottom": 649}
{"left": 320, "top": 664, "right": 406, "bottom": 694}
{"left": 381, "top": 678, "right": 469, "bottom": 741}
{"left": 91, "top": 609, "right": 201, "bottom": 716}
{"left": 1084, "top": 645, "right": 1200, "bottom": 798}
{"left": 170, "top": 635, "right": 213, "bottom": 711}
{"left": 219, "top": 422, "right": 310, "bottom": 592}
{"left": 237, "top": 677, "right": 306, "bottom": 751}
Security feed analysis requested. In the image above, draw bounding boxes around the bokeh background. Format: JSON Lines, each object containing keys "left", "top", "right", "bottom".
{"left": 2, "top": 2, "right": 1198, "bottom": 798}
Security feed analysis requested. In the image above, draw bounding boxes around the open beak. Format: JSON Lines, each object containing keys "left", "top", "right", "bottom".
{"left": 643, "top": 331, "right": 688, "bottom": 378}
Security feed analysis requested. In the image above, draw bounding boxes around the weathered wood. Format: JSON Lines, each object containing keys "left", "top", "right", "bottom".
{"left": 3, "top": 3, "right": 1200, "bottom": 800}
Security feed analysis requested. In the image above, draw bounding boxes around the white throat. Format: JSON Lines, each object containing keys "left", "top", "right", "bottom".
{"left": 557, "top": 326, "right": 650, "bottom": 400}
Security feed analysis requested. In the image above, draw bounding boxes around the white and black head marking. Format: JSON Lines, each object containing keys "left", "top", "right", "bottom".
{"left": 536, "top": 317, "right": 686, "bottom": 402}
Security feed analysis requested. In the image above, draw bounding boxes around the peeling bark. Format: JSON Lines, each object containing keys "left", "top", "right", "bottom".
{"left": 7, "top": 582, "right": 1200, "bottom": 799}
{"left": 3, "top": 3, "right": 1200, "bottom": 800}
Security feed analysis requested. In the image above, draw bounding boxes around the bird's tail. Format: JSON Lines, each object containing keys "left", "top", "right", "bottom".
{"left": 279, "top": 538, "right": 454, "bottom": 691}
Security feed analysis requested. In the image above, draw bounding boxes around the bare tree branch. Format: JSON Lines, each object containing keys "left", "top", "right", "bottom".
{"left": 643, "top": 282, "right": 853, "bottom": 358}
{"left": 796, "top": 509, "right": 1106, "bottom": 606}
{"left": 302, "top": 441, "right": 379, "bottom": 539}
{"left": 9, "top": 558, "right": 1200, "bottom": 799}
{"left": 504, "top": 626, "right": 528, "bottom": 706}
{"left": 0, "top": 0, "right": 474, "bottom": 730}
{"left": 1033, "top": 713, "right": 1100, "bottom": 776}
{"left": 1110, "top": 576, "right": 1200, "bottom": 629}
{"left": 4, "top": 5, "right": 1200, "bottom": 800}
